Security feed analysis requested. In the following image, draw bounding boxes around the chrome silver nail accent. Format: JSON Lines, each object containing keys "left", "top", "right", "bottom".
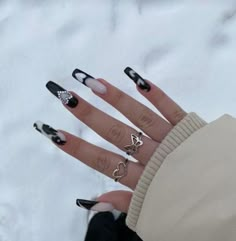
{"left": 46, "top": 81, "right": 78, "bottom": 108}
{"left": 57, "top": 91, "right": 73, "bottom": 105}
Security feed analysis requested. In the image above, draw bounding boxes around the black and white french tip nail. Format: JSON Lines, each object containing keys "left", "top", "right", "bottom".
{"left": 33, "top": 121, "right": 66, "bottom": 145}
{"left": 124, "top": 67, "right": 151, "bottom": 92}
{"left": 46, "top": 81, "right": 78, "bottom": 108}
{"left": 72, "top": 68, "right": 107, "bottom": 94}
{"left": 76, "top": 199, "right": 114, "bottom": 212}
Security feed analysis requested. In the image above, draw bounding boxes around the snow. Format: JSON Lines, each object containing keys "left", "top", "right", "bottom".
{"left": 1, "top": 1, "right": 236, "bottom": 240}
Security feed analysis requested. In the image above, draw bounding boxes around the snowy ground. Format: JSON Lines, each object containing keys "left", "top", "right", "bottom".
{"left": 1, "top": 1, "right": 236, "bottom": 241}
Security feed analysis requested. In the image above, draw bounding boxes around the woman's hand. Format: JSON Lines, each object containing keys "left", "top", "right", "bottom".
{"left": 34, "top": 67, "right": 186, "bottom": 213}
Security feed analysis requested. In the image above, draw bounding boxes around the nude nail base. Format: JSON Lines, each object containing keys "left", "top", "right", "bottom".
{"left": 72, "top": 68, "right": 107, "bottom": 94}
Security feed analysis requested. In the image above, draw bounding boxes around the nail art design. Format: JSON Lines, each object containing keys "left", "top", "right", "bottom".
{"left": 76, "top": 199, "right": 114, "bottom": 212}
{"left": 33, "top": 121, "right": 66, "bottom": 145}
{"left": 72, "top": 68, "right": 107, "bottom": 94}
{"left": 124, "top": 67, "right": 151, "bottom": 92}
{"left": 46, "top": 81, "right": 78, "bottom": 108}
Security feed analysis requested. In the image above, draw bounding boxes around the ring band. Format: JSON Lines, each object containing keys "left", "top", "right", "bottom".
{"left": 124, "top": 132, "right": 143, "bottom": 155}
{"left": 112, "top": 158, "right": 129, "bottom": 182}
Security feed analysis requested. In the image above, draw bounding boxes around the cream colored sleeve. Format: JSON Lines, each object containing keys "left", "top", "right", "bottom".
{"left": 126, "top": 113, "right": 236, "bottom": 241}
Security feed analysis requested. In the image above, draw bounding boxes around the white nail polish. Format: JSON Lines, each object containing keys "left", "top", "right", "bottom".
{"left": 91, "top": 202, "right": 114, "bottom": 212}
{"left": 86, "top": 78, "right": 107, "bottom": 94}
{"left": 72, "top": 69, "right": 107, "bottom": 94}
{"left": 33, "top": 121, "right": 66, "bottom": 145}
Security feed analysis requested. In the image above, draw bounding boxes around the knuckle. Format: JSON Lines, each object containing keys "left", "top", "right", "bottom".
{"left": 172, "top": 108, "right": 186, "bottom": 123}
{"left": 109, "top": 91, "right": 124, "bottom": 106}
{"left": 136, "top": 109, "right": 155, "bottom": 129}
{"left": 95, "top": 152, "right": 111, "bottom": 172}
{"left": 78, "top": 104, "right": 93, "bottom": 122}
{"left": 155, "top": 88, "right": 167, "bottom": 104}
{"left": 105, "top": 124, "right": 126, "bottom": 145}
{"left": 70, "top": 140, "right": 82, "bottom": 158}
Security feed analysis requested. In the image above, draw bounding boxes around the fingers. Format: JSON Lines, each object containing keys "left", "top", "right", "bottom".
{"left": 123, "top": 67, "right": 187, "bottom": 125}
{"left": 67, "top": 92, "right": 158, "bottom": 163}
{"left": 46, "top": 81, "right": 158, "bottom": 165}
{"left": 33, "top": 121, "right": 143, "bottom": 190}
{"left": 94, "top": 79, "right": 172, "bottom": 141}
{"left": 137, "top": 81, "right": 187, "bottom": 125}
{"left": 43, "top": 68, "right": 186, "bottom": 170}
{"left": 72, "top": 69, "right": 172, "bottom": 142}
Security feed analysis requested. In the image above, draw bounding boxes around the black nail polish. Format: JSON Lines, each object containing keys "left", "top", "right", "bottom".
{"left": 72, "top": 68, "right": 95, "bottom": 86}
{"left": 76, "top": 199, "right": 114, "bottom": 212}
{"left": 72, "top": 68, "right": 107, "bottom": 94}
{"left": 76, "top": 199, "right": 98, "bottom": 210}
{"left": 46, "top": 81, "right": 78, "bottom": 108}
{"left": 124, "top": 67, "right": 151, "bottom": 92}
{"left": 33, "top": 121, "right": 66, "bottom": 145}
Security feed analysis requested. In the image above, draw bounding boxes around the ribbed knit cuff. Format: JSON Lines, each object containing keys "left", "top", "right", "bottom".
{"left": 126, "top": 112, "right": 207, "bottom": 231}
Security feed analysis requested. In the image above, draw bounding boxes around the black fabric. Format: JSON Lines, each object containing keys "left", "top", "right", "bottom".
{"left": 84, "top": 212, "right": 142, "bottom": 241}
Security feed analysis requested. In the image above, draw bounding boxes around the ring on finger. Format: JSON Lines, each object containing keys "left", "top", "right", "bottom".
{"left": 112, "top": 158, "right": 129, "bottom": 182}
{"left": 124, "top": 132, "right": 143, "bottom": 155}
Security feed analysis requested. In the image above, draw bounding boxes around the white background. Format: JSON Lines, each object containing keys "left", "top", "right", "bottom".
{"left": 1, "top": 1, "right": 236, "bottom": 240}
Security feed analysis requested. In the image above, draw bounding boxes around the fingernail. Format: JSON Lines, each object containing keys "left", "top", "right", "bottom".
{"left": 76, "top": 199, "right": 114, "bottom": 212}
{"left": 72, "top": 68, "right": 107, "bottom": 94}
{"left": 33, "top": 121, "right": 66, "bottom": 145}
{"left": 124, "top": 67, "right": 151, "bottom": 92}
{"left": 46, "top": 81, "right": 78, "bottom": 108}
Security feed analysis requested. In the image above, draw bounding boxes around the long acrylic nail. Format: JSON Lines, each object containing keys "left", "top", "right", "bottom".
{"left": 46, "top": 81, "right": 78, "bottom": 108}
{"left": 124, "top": 67, "right": 151, "bottom": 92}
{"left": 72, "top": 68, "right": 107, "bottom": 94}
{"left": 33, "top": 121, "right": 66, "bottom": 145}
{"left": 76, "top": 199, "right": 114, "bottom": 212}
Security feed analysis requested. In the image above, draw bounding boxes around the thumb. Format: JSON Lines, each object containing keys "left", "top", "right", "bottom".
{"left": 97, "top": 190, "right": 133, "bottom": 213}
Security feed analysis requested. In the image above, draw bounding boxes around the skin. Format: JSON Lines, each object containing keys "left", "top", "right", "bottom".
{"left": 55, "top": 78, "right": 186, "bottom": 213}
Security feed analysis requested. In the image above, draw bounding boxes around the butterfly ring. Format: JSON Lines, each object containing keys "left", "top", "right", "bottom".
{"left": 124, "top": 132, "right": 143, "bottom": 155}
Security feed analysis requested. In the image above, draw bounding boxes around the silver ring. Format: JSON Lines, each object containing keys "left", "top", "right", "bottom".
{"left": 112, "top": 158, "right": 129, "bottom": 182}
{"left": 124, "top": 132, "right": 143, "bottom": 155}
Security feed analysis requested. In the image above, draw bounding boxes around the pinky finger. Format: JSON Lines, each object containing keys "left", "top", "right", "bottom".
{"left": 97, "top": 190, "right": 132, "bottom": 213}
{"left": 76, "top": 191, "right": 132, "bottom": 213}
